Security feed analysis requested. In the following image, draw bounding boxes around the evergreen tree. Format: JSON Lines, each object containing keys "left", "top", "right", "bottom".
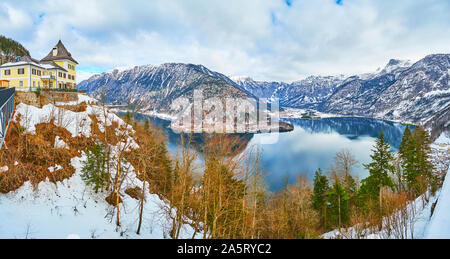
{"left": 399, "top": 126, "right": 412, "bottom": 155}
{"left": 399, "top": 126, "right": 435, "bottom": 195}
{"left": 411, "top": 126, "right": 435, "bottom": 194}
{"left": 311, "top": 168, "right": 329, "bottom": 229}
{"left": 399, "top": 126, "right": 415, "bottom": 188}
{"left": 359, "top": 130, "right": 394, "bottom": 209}
{"left": 342, "top": 172, "right": 358, "bottom": 211}
{"left": 81, "top": 143, "right": 110, "bottom": 193}
{"left": 327, "top": 178, "right": 350, "bottom": 228}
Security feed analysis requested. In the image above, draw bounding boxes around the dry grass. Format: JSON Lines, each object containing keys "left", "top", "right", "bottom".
{"left": 0, "top": 106, "right": 94, "bottom": 193}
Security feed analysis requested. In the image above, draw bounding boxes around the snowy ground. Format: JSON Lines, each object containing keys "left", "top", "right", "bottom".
{"left": 0, "top": 96, "right": 196, "bottom": 239}
{"left": 323, "top": 131, "right": 450, "bottom": 239}
{"left": 322, "top": 190, "right": 440, "bottom": 239}
{"left": 425, "top": 167, "right": 450, "bottom": 238}
{"left": 0, "top": 156, "right": 192, "bottom": 239}
{"left": 55, "top": 93, "right": 99, "bottom": 106}
{"left": 424, "top": 132, "right": 450, "bottom": 238}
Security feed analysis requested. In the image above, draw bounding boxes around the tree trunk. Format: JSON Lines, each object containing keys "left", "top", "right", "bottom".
{"left": 115, "top": 159, "right": 121, "bottom": 227}
{"left": 338, "top": 195, "right": 341, "bottom": 228}
{"left": 137, "top": 178, "right": 145, "bottom": 234}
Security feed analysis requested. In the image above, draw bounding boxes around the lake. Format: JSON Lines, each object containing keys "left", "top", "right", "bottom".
{"left": 130, "top": 113, "right": 410, "bottom": 192}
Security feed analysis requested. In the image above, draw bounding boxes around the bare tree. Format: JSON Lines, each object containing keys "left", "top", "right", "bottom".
{"left": 331, "top": 148, "right": 359, "bottom": 177}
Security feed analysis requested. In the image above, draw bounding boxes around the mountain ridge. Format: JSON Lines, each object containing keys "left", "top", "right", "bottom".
{"left": 78, "top": 54, "right": 450, "bottom": 128}
{"left": 78, "top": 63, "right": 253, "bottom": 115}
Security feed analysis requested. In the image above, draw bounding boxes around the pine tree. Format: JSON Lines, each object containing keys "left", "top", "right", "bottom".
{"left": 399, "top": 126, "right": 412, "bottom": 155}
{"left": 342, "top": 172, "right": 358, "bottom": 211}
{"left": 399, "top": 126, "right": 435, "bottom": 195}
{"left": 411, "top": 126, "right": 435, "bottom": 194}
{"left": 327, "top": 178, "right": 350, "bottom": 228}
{"left": 359, "top": 130, "right": 394, "bottom": 210}
{"left": 81, "top": 143, "right": 110, "bottom": 193}
{"left": 399, "top": 126, "right": 416, "bottom": 189}
{"left": 311, "top": 168, "right": 329, "bottom": 229}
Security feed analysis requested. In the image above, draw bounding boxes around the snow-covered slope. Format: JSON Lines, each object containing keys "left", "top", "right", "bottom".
{"left": 0, "top": 156, "right": 179, "bottom": 239}
{"left": 273, "top": 75, "right": 346, "bottom": 108}
{"left": 0, "top": 96, "right": 196, "bottom": 238}
{"left": 77, "top": 63, "right": 251, "bottom": 115}
{"left": 425, "top": 167, "right": 450, "bottom": 238}
{"left": 230, "top": 76, "right": 285, "bottom": 99}
{"left": 232, "top": 55, "right": 449, "bottom": 125}
{"left": 231, "top": 75, "right": 345, "bottom": 108}
{"left": 425, "top": 132, "right": 450, "bottom": 239}
{"left": 323, "top": 131, "right": 450, "bottom": 239}
{"left": 321, "top": 54, "right": 450, "bottom": 124}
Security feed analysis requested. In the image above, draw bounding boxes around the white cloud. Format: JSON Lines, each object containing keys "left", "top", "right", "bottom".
{"left": 1, "top": 0, "right": 450, "bottom": 82}
{"left": 0, "top": 4, "right": 34, "bottom": 39}
{"left": 76, "top": 70, "right": 96, "bottom": 84}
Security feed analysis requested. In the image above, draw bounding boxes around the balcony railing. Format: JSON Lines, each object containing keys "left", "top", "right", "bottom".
{"left": 41, "top": 75, "right": 56, "bottom": 80}
{"left": 0, "top": 87, "right": 15, "bottom": 150}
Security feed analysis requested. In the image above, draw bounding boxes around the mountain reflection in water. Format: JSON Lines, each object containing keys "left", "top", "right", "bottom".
{"left": 129, "top": 113, "right": 412, "bottom": 192}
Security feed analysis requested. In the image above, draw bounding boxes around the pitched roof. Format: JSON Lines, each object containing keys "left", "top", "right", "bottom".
{"left": 40, "top": 40, "right": 78, "bottom": 64}
{"left": 40, "top": 60, "right": 68, "bottom": 72}
{"left": 19, "top": 55, "right": 41, "bottom": 64}
{"left": 0, "top": 55, "right": 42, "bottom": 68}
{"left": 0, "top": 58, "right": 68, "bottom": 72}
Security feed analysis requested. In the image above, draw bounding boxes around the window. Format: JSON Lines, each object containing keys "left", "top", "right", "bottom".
{"left": 4, "top": 70, "right": 10, "bottom": 76}
{"left": 18, "top": 68, "right": 25, "bottom": 75}
{"left": 33, "top": 81, "right": 35, "bottom": 87}
{"left": 32, "top": 68, "right": 36, "bottom": 75}
{"left": 38, "top": 70, "right": 41, "bottom": 76}
{"left": 19, "top": 81, "right": 23, "bottom": 87}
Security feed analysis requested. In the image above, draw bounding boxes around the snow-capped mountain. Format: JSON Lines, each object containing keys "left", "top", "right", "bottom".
{"left": 79, "top": 54, "right": 449, "bottom": 126}
{"left": 78, "top": 63, "right": 251, "bottom": 115}
{"left": 230, "top": 75, "right": 345, "bottom": 108}
{"left": 321, "top": 54, "right": 450, "bottom": 124}
{"left": 273, "top": 75, "right": 346, "bottom": 108}
{"left": 229, "top": 76, "right": 285, "bottom": 99}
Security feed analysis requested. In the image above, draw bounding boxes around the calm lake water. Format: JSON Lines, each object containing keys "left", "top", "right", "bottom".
{"left": 130, "top": 113, "right": 410, "bottom": 192}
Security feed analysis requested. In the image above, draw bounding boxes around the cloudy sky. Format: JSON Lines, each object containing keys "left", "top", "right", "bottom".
{"left": 1, "top": 0, "right": 449, "bottom": 83}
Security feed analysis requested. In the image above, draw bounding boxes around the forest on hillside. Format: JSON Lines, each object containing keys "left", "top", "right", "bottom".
{"left": 0, "top": 35, "right": 30, "bottom": 65}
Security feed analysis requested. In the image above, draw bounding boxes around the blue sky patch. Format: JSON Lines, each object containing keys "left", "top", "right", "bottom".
{"left": 78, "top": 66, "right": 107, "bottom": 74}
